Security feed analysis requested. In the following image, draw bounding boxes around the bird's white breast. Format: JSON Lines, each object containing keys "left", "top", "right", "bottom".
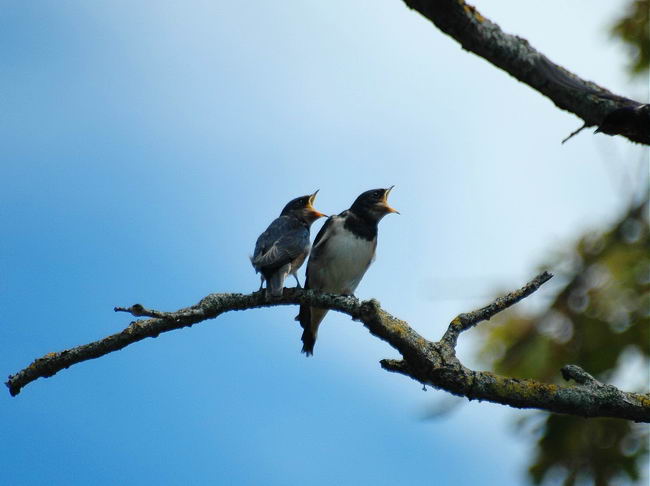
{"left": 312, "top": 217, "right": 376, "bottom": 295}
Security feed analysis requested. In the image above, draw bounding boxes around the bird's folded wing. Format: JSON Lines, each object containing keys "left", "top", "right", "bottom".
{"left": 252, "top": 229, "right": 309, "bottom": 270}
{"left": 312, "top": 213, "right": 344, "bottom": 250}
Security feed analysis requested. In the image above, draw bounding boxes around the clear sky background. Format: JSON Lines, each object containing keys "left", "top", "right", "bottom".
{"left": 1, "top": 1, "right": 647, "bottom": 485}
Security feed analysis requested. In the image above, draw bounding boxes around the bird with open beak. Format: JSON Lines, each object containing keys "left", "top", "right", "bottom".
{"left": 297, "top": 187, "right": 398, "bottom": 355}
{"left": 251, "top": 191, "right": 326, "bottom": 297}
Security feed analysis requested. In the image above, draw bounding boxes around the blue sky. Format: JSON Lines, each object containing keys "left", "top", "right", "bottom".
{"left": 1, "top": 1, "right": 646, "bottom": 485}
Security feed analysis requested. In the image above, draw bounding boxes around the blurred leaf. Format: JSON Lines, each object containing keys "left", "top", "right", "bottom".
{"left": 611, "top": 0, "right": 650, "bottom": 76}
{"left": 478, "top": 198, "right": 650, "bottom": 485}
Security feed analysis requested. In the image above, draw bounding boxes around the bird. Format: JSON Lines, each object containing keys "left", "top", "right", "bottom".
{"left": 251, "top": 191, "right": 325, "bottom": 297}
{"left": 297, "top": 187, "right": 398, "bottom": 355}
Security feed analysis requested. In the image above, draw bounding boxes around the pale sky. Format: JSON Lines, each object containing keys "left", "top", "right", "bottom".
{"left": 2, "top": 1, "right": 646, "bottom": 484}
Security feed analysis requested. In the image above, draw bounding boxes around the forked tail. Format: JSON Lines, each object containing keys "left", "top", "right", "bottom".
{"left": 296, "top": 305, "right": 327, "bottom": 356}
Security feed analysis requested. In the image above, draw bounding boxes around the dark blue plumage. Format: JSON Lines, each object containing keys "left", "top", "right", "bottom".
{"left": 251, "top": 192, "right": 325, "bottom": 297}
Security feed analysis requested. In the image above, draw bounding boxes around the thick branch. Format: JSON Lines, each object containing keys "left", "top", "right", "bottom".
{"left": 6, "top": 276, "right": 650, "bottom": 423}
{"left": 381, "top": 358, "right": 650, "bottom": 422}
{"left": 5, "top": 290, "right": 363, "bottom": 397}
{"left": 402, "top": 0, "right": 650, "bottom": 145}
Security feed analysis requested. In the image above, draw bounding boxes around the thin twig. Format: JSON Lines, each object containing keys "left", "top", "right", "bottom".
{"left": 561, "top": 123, "right": 588, "bottom": 144}
{"left": 441, "top": 272, "right": 553, "bottom": 348}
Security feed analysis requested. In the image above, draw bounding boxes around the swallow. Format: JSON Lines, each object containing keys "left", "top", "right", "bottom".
{"left": 297, "top": 187, "right": 398, "bottom": 355}
{"left": 251, "top": 191, "right": 326, "bottom": 297}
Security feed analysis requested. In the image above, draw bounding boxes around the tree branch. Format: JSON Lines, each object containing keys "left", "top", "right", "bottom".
{"left": 441, "top": 271, "right": 553, "bottom": 348}
{"left": 6, "top": 274, "right": 650, "bottom": 423}
{"left": 402, "top": 0, "right": 650, "bottom": 145}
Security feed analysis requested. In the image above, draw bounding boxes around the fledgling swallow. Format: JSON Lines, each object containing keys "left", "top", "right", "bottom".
{"left": 251, "top": 191, "right": 325, "bottom": 297}
{"left": 296, "top": 187, "right": 398, "bottom": 355}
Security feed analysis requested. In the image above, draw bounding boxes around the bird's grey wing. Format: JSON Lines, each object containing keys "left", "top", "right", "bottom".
{"left": 253, "top": 216, "right": 291, "bottom": 268}
{"left": 252, "top": 232, "right": 270, "bottom": 264}
{"left": 253, "top": 216, "right": 287, "bottom": 262}
{"left": 253, "top": 223, "right": 309, "bottom": 271}
{"left": 312, "top": 211, "right": 348, "bottom": 251}
{"left": 311, "top": 214, "right": 337, "bottom": 249}
{"left": 298, "top": 214, "right": 343, "bottom": 354}
{"left": 305, "top": 210, "right": 347, "bottom": 289}
{"left": 304, "top": 215, "right": 337, "bottom": 289}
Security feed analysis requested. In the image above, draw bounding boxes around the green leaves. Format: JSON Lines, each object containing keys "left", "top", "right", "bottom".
{"left": 611, "top": 0, "right": 650, "bottom": 76}
{"left": 478, "top": 200, "right": 650, "bottom": 484}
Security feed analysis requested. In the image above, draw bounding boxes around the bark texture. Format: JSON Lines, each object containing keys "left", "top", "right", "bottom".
{"left": 403, "top": 0, "right": 650, "bottom": 145}
{"left": 6, "top": 273, "right": 650, "bottom": 423}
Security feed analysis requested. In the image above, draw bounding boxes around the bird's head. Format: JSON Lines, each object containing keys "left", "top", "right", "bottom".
{"left": 281, "top": 190, "right": 326, "bottom": 224}
{"left": 350, "top": 186, "right": 399, "bottom": 222}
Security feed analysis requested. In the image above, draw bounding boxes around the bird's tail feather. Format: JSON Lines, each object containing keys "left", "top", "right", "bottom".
{"left": 296, "top": 306, "right": 328, "bottom": 356}
{"left": 267, "top": 265, "right": 290, "bottom": 297}
{"left": 301, "top": 329, "right": 316, "bottom": 356}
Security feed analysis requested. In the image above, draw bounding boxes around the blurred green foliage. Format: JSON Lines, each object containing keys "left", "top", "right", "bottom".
{"left": 478, "top": 198, "right": 649, "bottom": 486}
{"left": 611, "top": 0, "right": 650, "bottom": 76}
{"left": 472, "top": 5, "right": 649, "bottom": 485}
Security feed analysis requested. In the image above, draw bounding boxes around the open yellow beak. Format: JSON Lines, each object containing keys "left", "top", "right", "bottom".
{"left": 307, "top": 190, "right": 327, "bottom": 218}
{"left": 382, "top": 186, "right": 400, "bottom": 214}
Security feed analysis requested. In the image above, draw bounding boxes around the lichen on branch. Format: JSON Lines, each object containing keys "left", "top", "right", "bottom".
{"left": 402, "top": 0, "right": 650, "bottom": 145}
{"left": 6, "top": 274, "right": 650, "bottom": 423}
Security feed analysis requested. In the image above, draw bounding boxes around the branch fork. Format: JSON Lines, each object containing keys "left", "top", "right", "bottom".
{"left": 6, "top": 272, "right": 650, "bottom": 423}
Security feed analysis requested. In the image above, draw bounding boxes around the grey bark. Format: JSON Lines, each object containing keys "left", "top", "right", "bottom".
{"left": 6, "top": 273, "right": 650, "bottom": 423}
{"left": 403, "top": 0, "right": 650, "bottom": 145}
